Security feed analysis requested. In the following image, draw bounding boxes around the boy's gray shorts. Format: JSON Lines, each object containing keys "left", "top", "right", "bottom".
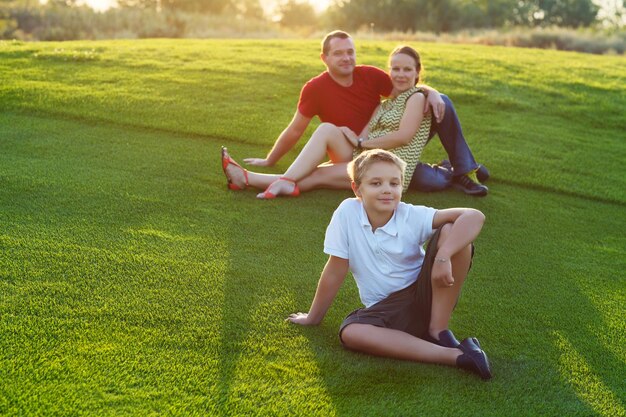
{"left": 338, "top": 227, "right": 471, "bottom": 345}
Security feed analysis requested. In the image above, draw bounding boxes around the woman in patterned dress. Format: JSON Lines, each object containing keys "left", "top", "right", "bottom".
{"left": 222, "top": 45, "right": 431, "bottom": 199}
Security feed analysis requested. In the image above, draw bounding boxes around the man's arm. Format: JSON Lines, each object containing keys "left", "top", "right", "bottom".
{"left": 430, "top": 208, "right": 485, "bottom": 286}
{"left": 244, "top": 111, "right": 312, "bottom": 167}
{"left": 416, "top": 84, "right": 445, "bottom": 123}
{"left": 287, "top": 255, "right": 349, "bottom": 326}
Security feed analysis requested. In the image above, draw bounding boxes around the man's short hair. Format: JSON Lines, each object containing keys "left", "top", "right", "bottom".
{"left": 348, "top": 149, "right": 406, "bottom": 185}
{"left": 321, "top": 30, "right": 351, "bottom": 55}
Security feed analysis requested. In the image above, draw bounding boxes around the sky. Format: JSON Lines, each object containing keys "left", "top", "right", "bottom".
{"left": 83, "top": 0, "right": 332, "bottom": 12}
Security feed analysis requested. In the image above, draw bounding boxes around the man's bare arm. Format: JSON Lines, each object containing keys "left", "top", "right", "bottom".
{"left": 244, "top": 111, "right": 312, "bottom": 167}
{"left": 416, "top": 84, "right": 445, "bottom": 123}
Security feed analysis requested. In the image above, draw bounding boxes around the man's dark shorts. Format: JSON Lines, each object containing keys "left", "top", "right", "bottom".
{"left": 338, "top": 227, "right": 472, "bottom": 345}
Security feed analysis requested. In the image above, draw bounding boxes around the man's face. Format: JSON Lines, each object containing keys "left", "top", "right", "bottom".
{"left": 321, "top": 37, "right": 356, "bottom": 78}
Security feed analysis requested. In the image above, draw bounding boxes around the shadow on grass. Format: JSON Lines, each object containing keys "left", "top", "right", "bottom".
{"left": 540, "top": 265, "right": 626, "bottom": 415}
{"left": 523, "top": 274, "right": 626, "bottom": 416}
{"left": 494, "top": 177, "right": 626, "bottom": 207}
{"left": 484, "top": 186, "right": 626, "bottom": 416}
{"left": 212, "top": 183, "right": 345, "bottom": 415}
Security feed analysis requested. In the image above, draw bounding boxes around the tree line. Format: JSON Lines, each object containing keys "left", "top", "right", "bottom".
{"left": 325, "top": 0, "right": 611, "bottom": 31}
{"left": 0, "top": 0, "right": 623, "bottom": 42}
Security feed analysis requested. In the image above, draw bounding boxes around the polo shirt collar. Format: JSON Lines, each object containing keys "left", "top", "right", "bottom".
{"left": 359, "top": 204, "right": 398, "bottom": 237}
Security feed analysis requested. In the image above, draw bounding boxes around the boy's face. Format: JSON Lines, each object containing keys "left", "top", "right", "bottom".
{"left": 352, "top": 161, "right": 403, "bottom": 217}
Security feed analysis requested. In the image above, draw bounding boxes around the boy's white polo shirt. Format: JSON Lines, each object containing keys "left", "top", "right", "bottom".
{"left": 324, "top": 198, "right": 436, "bottom": 308}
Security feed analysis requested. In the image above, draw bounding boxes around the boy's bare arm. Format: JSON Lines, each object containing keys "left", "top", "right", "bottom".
{"left": 433, "top": 208, "right": 485, "bottom": 256}
{"left": 431, "top": 208, "right": 485, "bottom": 286}
{"left": 244, "top": 111, "right": 312, "bottom": 167}
{"left": 287, "top": 256, "right": 349, "bottom": 326}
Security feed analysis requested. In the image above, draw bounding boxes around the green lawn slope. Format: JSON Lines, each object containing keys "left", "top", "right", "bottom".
{"left": 0, "top": 39, "right": 624, "bottom": 416}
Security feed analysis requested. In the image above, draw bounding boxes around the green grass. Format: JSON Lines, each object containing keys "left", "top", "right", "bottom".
{"left": 0, "top": 39, "right": 624, "bottom": 416}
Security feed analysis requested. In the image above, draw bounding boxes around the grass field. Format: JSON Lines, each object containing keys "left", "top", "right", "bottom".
{"left": 0, "top": 39, "right": 625, "bottom": 416}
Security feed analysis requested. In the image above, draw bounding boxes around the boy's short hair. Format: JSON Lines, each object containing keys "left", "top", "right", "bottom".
{"left": 348, "top": 149, "right": 406, "bottom": 185}
{"left": 321, "top": 30, "right": 351, "bottom": 55}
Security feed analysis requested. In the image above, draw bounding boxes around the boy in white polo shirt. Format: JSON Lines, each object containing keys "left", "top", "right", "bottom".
{"left": 287, "top": 149, "right": 492, "bottom": 379}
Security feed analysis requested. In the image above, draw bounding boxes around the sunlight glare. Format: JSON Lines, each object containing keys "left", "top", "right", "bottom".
{"left": 84, "top": 0, "right": 115, "bottom": 12}
{"left": 77, "top": 0, "right": 332, "bottom": 13}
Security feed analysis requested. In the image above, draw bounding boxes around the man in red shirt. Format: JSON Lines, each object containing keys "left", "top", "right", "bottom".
{"left": 244, "top": 30, "right": 489, "bottom": 196}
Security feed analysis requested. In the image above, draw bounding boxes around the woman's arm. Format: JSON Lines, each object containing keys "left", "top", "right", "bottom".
{"left": 361, "top": 92, "right": 426, "bottom": 150}
{"left": 287, "top": 255, "right": 349, "bottom": 325}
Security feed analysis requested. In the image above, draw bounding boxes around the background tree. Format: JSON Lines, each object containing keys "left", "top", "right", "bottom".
{"left": 0, "top": 0, "right": 18, "bottom": 38}
{"left": 116, "top": 0, "right": 158, "bottom": 10}
{"left": 277, "top": 0, "right": 317, "bottom": 27}
{"left": 453, "top": 0, "right": 517, "bottom": 28}
{"left": 227, "top": 0, "right": 264, "bottom": 19}
{"left": 539, "top": 0, "right": 599, "bottom": 27}
{"left": 159, "top": 0, "right": 227, "bottom": 13}
{"left": 327, "top": 0, "right": 601, "bottom": 30}
{"left": 513, "top": 0, "right": 599, "bottom": 27}
{"left": 155, "top": 0, "right": 263, "bottom": 16}
{"left": 327, "top": 0, "right": 426, "bottom": 32}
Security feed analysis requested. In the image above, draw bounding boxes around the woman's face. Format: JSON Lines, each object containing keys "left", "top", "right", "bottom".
{"left": 389, "top": 53, "right": 418, "bottom": 93}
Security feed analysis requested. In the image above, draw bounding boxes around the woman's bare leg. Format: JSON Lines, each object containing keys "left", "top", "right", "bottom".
{"left": 297, "top": 163, "right": 352, "bottom": 191}
{"left": 428, "top": 223, "right": 473, "bottom": 339}
{"left": 223, "top": 148, "right": 281, "bottom": 190}
{"left": 258, "top": 123, "right": 354, "bottom": 198}
{"left": 246, "top": 172, "right": 280, "bottom": 190}
{"left": 225, "top": 161, "right": 351, "bottom": 192}
{"left": 223, "top": 150, "right": 352, "bottom": 193}
{"left": 341, "top": 323, "right": 461, "bottom": 365}
{"left": 248, "top": 163, "right": 352, "bottom": 192}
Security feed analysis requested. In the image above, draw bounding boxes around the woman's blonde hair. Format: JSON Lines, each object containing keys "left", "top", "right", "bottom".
{"left": 348, "top": 149, "right": 406, "bottom": 185}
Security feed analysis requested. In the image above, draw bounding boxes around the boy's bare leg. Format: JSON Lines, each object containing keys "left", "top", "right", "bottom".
{"left": 429, "top": 223, "right": 473, "bottom": 339}
{"left": 341, "top": 323, "right": 461, "bottom": 365}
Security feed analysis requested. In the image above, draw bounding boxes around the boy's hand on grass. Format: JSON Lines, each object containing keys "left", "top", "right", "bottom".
{"left": 287, "top": 312, "right": 317, "bottom": 326}
{"left": 432, "top": 260, "right": 455, "bottom": 287}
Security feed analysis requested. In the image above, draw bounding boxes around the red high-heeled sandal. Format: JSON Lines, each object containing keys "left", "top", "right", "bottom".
{"left": 221, "top": 147, "right": 248, "bottom": 191}
{"left": 258, "top": 177, "right": 300, "bottom": 199}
